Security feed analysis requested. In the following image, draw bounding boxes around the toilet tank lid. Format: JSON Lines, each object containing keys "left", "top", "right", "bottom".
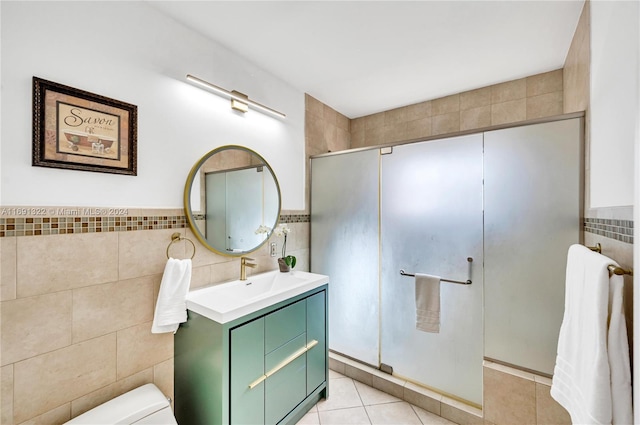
{"left": 65, "top": 384, "right": 171, "bottom": 424}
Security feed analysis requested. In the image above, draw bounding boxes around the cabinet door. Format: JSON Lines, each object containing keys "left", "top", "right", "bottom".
{"left": 265, "top": 334, "right": 307, "bottom": 424}
{"left": 230, "top": 318, "right": 265, "bottom": 425}
{"left": 306, "top": 291, "right": 326, "bottom": 394}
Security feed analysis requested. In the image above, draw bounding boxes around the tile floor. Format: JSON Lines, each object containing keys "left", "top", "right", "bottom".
{"left": 297, "top": 370, "right": 457, "bottom": 425}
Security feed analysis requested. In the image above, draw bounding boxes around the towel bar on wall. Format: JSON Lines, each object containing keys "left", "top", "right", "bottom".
{"left": 608, "top": 264, "right": 633, "bottom": 277}
{"left": 585, "top": 243, "right": 633, "bottom": 277}
{"left": 400, "top": 257, "right": 473, "bottom": 285}
{"left": 587, "top": 243, "right": 602, "bottom": 253}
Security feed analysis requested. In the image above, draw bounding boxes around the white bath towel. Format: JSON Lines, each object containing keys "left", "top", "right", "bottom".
{"left": 151, "top": 258, "right": 192, "bottom": 334}
{"left": 415, "top": 273, "right": 441, "bottom": 333}
{"left": 550, "top": 244, "right": 632, "bottom": 425}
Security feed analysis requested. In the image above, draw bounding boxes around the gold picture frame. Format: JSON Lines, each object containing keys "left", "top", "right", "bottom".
{"left": 32, "top": 77, "right": 137, "bottom": 175}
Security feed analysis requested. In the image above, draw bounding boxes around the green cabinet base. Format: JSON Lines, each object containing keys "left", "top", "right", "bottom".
{"left": 280, "top": 384, "right": 328, "bottom": 425}
{"left": 175, "top": 285, "right": 328, "bottom": 425}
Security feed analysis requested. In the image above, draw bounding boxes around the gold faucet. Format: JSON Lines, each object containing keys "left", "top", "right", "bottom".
{"left": 240, "top": 257, "right": 257, "bottom": 280}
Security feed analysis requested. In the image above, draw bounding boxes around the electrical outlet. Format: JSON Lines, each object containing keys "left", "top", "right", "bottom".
{"left": 270, "top": 242, "right": 277, "bottom": 257}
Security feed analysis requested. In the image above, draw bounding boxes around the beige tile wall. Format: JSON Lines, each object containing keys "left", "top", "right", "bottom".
{"left": 0, "top": 212, "right": 309, "bottom": 424}
{"left": 483, "top": 362, "right": 571, "bottom": 425}
{"left": 563, "top": 0, "right": 592, "bottom": 212}
{"left": 304, "top": 95, "right": 351, "bottom": 214}
{"left": 306, "top": 96, "right": 351, "bottom": 157}
{"left": 563, "top": 0, "right": 590, "bottom": 115}
{"left": 349, "top": 69, "right": 563, "bottom": 149}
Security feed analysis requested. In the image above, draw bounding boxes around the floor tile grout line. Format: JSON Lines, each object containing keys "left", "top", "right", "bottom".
{"left": 317, "top": 373, "right": 452, "bottom": 425}
{"left": 351, "top": 377, "right": 364, "bottom": 403}
{"left": 365, "top": 400, "right": 411, "bottom": 407}
{"left": 318, "top": 405, "right": 368, "bottom": 413}
{"left": 362, "top": 405, "right": 374, "bottom": 424}
{"left": 351, "top": 377, "right": 374, "bottom": 424}
{"left": 410, "top": 404, "right": 426, "bottom": 425}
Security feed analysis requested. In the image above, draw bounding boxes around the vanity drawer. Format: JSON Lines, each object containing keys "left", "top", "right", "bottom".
{"left": 265, "top": 334, "right": 308, "bottom": 424}
{"left": 265, "top": 299, "right": 306, "bottom": 353}
{"left": 265, "top": 333, "right": 308, "bottom": 371}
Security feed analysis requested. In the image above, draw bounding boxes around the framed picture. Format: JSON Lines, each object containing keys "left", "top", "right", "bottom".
{"left": 32, "top": 77, "right": 137, "bottom": 175}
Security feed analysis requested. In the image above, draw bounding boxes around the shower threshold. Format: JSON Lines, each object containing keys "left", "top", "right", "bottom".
{"left": 328, "top": 351, "right": 483, "bottom": 424}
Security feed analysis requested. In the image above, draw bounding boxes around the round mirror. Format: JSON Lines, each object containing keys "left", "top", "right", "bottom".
{"left": 184, "top": 145, "right": 281, "bottom": 256}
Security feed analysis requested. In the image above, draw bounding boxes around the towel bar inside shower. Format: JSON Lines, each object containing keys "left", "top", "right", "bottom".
{"left": 400, "top": 257, "right": 473, "bottom": 285}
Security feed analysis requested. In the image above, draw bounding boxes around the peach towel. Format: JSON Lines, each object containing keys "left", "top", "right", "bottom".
{"left": 415, "top": 273, "right": 441, "bottom": 333}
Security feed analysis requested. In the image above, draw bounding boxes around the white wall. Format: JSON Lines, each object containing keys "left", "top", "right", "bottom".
{"left": 634, "top": 1, "right": 640, "bottom": 422}
{"left": 0, "top": 1, "right": 306, "bottom": 210}
{"left": 590, "top": 0, "right": 639, "bottom": 208}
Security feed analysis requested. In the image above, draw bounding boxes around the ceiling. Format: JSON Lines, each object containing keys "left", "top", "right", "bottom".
{"left": 149, "top": 1, "right": 585, "bottom": 119}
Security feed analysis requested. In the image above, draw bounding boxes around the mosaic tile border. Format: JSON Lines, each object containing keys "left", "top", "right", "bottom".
{"left": 584, "top": 218, "right": 634, "bottom": 244}
{"left": 280, "top": 214, "right": 310, "bottom": 224}
{"left": 0, "top": 213, "right": 310, "bottom": 238}
{"left": 0, "top": 213, "right": 629, "bottom": 242}
{"left": 0, "top": 216, "right": 187, "bottom": 237}
{"left": 190, "top": 214, "right": 309, "bottom": 224}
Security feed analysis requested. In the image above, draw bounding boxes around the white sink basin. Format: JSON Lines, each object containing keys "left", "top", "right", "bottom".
{"left": 186, "top": 270, "right": 329, "bottom": 323}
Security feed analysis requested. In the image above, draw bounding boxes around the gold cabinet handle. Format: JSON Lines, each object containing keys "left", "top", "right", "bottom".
{"left": 248, "top": 374, "right": 267, "bottom": 390}
{"left": 248, "top": 340, "right": 318, "bottom": 389}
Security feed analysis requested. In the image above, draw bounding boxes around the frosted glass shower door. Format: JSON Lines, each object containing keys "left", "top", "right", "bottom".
{"left": 380, "top": 134, "right": 484, "bottom": 405}
{"left": 310, "top": 149, "right": 380, "bottom": 366}
{"left": 484, "top": 118, "right": 582, "bottom": 375}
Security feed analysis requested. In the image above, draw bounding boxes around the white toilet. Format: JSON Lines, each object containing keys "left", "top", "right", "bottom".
{"left": 65, "top": 384, "right": 178, "bottom": 424}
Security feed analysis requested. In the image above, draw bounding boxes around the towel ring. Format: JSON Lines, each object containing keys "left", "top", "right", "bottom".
{"left": 166, "top": 232, "right": 196, "bottom": 260}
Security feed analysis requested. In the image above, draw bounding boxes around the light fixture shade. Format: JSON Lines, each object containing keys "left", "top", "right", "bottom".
{"left": 231, "top": 98, "right": 249, "bottom": 113}
{"left": 186, "top": 74, "right": 285, "bottom": 118}
{"left": 230, "top": 90, "right": 249, "bottom": 113}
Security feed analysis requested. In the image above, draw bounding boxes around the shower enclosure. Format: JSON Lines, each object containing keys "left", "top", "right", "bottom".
{"left": 310, "top": 116, "right": 582, "bottom": 405}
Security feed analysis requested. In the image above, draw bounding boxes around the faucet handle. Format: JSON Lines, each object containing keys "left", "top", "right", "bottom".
{"left": 240, "top": 256, "right": 258, "bottom": 281}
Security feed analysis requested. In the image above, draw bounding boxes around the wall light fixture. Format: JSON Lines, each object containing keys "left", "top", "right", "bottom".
{"left": 186, "top": 74, "right": 286, "bottom": 119}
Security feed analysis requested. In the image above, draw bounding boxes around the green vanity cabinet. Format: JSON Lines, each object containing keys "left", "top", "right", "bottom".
{"left": 175, "top": 285, "right": 328, "bottom": 425}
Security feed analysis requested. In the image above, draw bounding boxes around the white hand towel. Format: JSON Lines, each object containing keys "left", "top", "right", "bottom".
{"left": 415, "top": 273, "right": 441, "bottom": 333}
{"left": 608, "top": 272, "right": 633, "bottom": 425}
{"left": 151, "top": 258, "right": 192, "bottom": 334}
{"left": 550, "top": 244, "right": 632, "bottom": 425}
